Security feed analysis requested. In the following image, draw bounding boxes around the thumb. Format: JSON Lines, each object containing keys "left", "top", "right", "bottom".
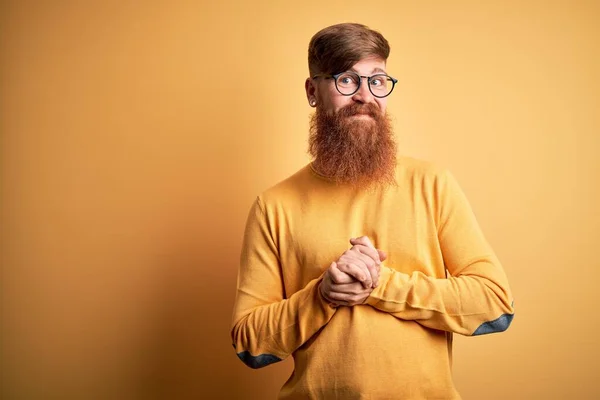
{"left": 350, "top": 236, "right": 375, "bottom": 249}
{"left": 350, "top": 237, "right": 388, "bottom": 262}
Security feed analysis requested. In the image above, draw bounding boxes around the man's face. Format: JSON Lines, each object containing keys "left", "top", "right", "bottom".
{"left": 306, "top": 57, "right": 389, "bottom": 117}
{"left": 306, "top": 56, "right": 397, "bottom": 188}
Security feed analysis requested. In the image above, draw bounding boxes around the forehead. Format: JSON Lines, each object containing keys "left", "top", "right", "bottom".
{"left": 348, "top": 57, "right": 387, "bottom": 74}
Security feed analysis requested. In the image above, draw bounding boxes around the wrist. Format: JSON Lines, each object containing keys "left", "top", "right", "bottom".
{"left": 365, "top": 265, "right": 393, "bottom": 305}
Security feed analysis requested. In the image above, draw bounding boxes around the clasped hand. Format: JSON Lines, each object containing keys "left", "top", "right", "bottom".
{"left": 319, "top": 236, "right": 387, "bottom": 307}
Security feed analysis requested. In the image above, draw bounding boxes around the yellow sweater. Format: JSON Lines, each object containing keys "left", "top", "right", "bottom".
{"left": 231, "top": 157, "right": 514, "bottom": 399}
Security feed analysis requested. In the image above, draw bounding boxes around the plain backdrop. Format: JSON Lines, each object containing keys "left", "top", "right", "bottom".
{"left": 1, "top": 1, "right": 599, "bottom": 399}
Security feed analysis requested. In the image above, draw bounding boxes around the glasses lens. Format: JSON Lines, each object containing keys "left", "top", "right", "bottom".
{"left": 369, "top": 75, "right": 394, "bottom": 97}
{"left": 335, "top": 72, "right": 360, "bottom": 95}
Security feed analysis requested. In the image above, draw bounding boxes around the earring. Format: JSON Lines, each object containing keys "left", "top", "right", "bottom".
{"left": 309, "top": 99, "right": 317, "bottom": 107}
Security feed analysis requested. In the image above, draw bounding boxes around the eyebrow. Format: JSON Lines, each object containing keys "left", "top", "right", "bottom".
{"left": 349, "top": 67, "right": 387, "bottom": 74}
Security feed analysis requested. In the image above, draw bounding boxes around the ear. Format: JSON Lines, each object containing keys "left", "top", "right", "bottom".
{"left": 305, "top": 77, "right": 317, "bottom": 105}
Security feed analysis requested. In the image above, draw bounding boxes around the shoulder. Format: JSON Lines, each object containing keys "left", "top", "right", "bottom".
{"left": 256, "top": 164, "right": 314, "bottom": 209}
{"left": 395, "top": 155, "right": 451, "bottom": 183}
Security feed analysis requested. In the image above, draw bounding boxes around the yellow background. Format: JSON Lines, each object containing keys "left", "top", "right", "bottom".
{"left": 1, "top": 1, "right": 599, "bottom": 399}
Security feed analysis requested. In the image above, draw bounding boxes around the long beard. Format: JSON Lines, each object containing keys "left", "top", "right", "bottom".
{"left": 308, "top": 102, "right": 397, "bottom": 188}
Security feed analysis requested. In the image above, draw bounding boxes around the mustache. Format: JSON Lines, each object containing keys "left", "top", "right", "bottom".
{"left": 336, "top": 102, "right": 380, "bottom": 119}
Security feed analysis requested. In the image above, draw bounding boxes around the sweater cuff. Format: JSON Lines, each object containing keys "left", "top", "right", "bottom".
{"left": 366, "top": 265, "right": 394, "bottom": 306}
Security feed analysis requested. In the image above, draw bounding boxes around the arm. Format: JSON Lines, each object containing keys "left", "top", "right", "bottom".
{"left": 230, "top": 197, "right": 337, "bottom": 369}
{"left": 365, "top": 170, "right": 515, "bottom": 336}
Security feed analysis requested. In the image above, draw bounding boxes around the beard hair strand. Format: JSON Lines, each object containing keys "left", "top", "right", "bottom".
{"left": 308, "top": 102, "right": 397, "bottom": 189}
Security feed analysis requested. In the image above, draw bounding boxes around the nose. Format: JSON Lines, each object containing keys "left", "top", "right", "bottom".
{"left": 351, "top": 77, "right": 374, "bottom": 104}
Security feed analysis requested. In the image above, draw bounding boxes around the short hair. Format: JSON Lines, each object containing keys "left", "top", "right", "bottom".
{"left": 308, "top": 23, "right": 391, "bottom": 77}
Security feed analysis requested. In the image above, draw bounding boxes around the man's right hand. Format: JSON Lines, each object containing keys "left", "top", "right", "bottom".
{"left": 319, "top": 237, "right": 387, "bottom": 306}
{"left": 319, "top": 262, "right": 375, "bottom": 307}
{"left": 336, "top": 236, "right": 387, "bottom": 288}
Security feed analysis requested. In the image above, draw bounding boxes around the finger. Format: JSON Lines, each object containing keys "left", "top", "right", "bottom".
{"left": 329, "top": 262, "right": 355, "bottom": 284}
{"left": 351, "top": 250, "right": 380, "bottom": 286}
{"left": 319, "top": 277, "right": 334, "bottom": 303}
{"left": 350, "top": 237, "right": 388, "bottom": 263}
{"left": 331, "top": 281, "right": 371, "bottom": 295}
{"left": 351, "top": 244, "right": 381, "bottom": 264}
{"left": 350, "top": 236, "right": 375, "bottom": 249}
{"left": 337, "top": 262, "right": 372, "bottom": 288}
{"left": 366, "top": 264, "right": 379, "bottom": 288}
{"left": 336, "top": 262, "right": 368, "bottom": 284}
{"left": 320, "top": 287, "right": 336, "bottom": 304}
{"left": 345, "top": 249, "right": 380, "bottom": 285}
{"left": 327, "top": 290, "right": 372, "bottom": 306}
{"left": 330, "top": 300, "right": 351, "bottom": 307}
{"left": 346, "top": 249, "right": 378, "bottom": 269}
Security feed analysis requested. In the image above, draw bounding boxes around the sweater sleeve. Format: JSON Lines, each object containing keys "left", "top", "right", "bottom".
{"left": 366, "top": 170, "right": 515, "bottom": 336}
{"left": 231, "top": 197, "right": 337, "bottom": 368}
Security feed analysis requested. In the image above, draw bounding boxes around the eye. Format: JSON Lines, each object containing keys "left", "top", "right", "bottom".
{"left": 371, "top": 75, "right": 390, "bottom": 87}
{"left": 337, "top": 73, "right": 359, "bottom": 86}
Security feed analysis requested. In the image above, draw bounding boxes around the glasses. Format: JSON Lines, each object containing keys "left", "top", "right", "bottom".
{"left": 312, "top": 71, "right": 398, "bottom": 98}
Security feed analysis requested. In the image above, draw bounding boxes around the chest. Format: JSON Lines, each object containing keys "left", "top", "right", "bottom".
{"left": 275, "top": 189, "right": 446, "bottom": 296}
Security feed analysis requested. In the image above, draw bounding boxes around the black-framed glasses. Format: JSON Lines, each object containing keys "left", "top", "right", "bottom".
{"left": 312, "top": 71, "right": 398, "bottom": 98}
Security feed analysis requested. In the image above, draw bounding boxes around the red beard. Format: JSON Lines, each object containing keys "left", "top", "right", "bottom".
{"left": 308, "top": 102, "right": 397, "bottom": 188}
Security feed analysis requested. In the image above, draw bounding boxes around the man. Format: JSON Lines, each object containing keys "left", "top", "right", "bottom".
{"left": 231, "top": 23, "right": 514, "bottom": 399}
